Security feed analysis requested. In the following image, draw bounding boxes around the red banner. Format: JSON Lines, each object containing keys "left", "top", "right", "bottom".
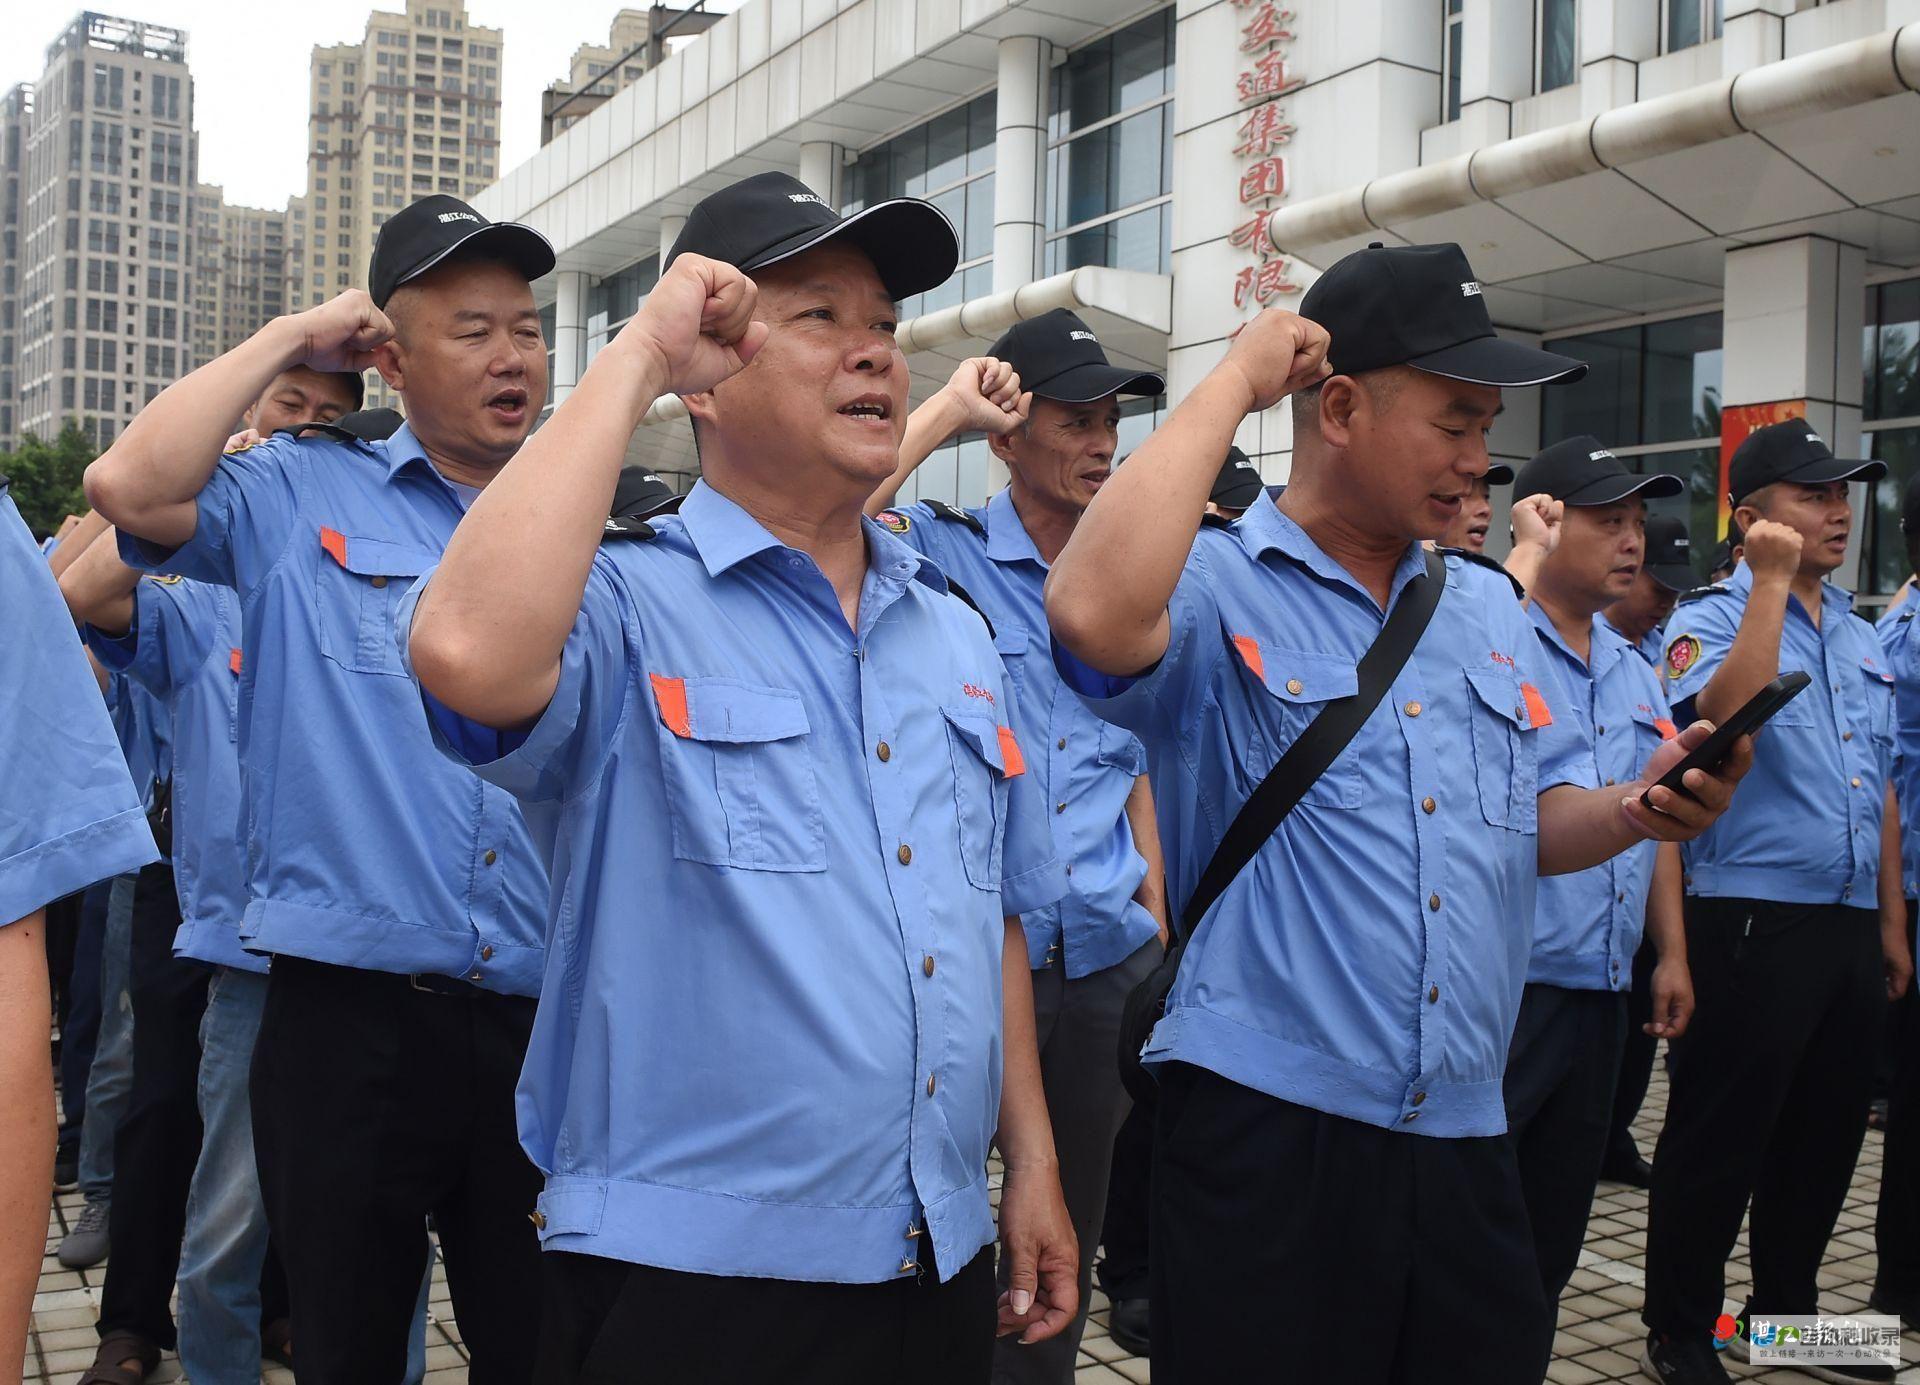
{"left": 1718, "top": 399, "right": 1806, "bottom": 536}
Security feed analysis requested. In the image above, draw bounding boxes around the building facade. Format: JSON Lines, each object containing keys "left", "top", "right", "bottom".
{"left": 9, "top": 12, "right": 197, "bottom": 450}
{"left": 287, "top": 0, "right": 504, "bottom": 316}
{"left": 474, "top": 0, "right": 1920, "bottom": 598}
{"left": 542, "top": 7, "right": 724, "bottom": 146}
{"left": 1, "top": 85, "right": 31, "bottom": 447}
{"left": 192, "top": 183, "right": 289, "bottom": 363}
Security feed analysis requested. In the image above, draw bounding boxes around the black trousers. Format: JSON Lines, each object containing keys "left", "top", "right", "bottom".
{"left": 1149, "top": 1063, "right": 1549, "bottom": 1385}
{"left": 251, "top": 958, "right": 543, "bottom": 1385}
{"left": 1875, "top": 905, "right": 1920, "bottom": 1296}
{"left": 1606, "top": 936, "right": 1659, "bottom": 1164}
{"left": 96, "top": 863, "right": 205, "bottom": 1350}
{"left": 57, "top": 881, "right": 111, "bottom": 1145}
{"left": 1505, "top": 983, "right": 1630, "bottom": 1347}
{"left": 535, "top": 1244, "right": 997, "bottom": 1385}
{"left": 1644, "top": 898, "right": 1885, "bottom": 1335}
{"left": 1095, "top": 1098, "right": 1153, "bottom": 1301}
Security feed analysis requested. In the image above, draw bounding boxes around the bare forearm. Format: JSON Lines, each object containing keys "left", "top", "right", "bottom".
{"left": 866, "top": 391, "right": 968, "bottom": 516}
{"left": 1124, "top": 774, "right": 1172, "bottom": 940}
{"left": 85, "top": 317, "right": 304, "bottom": 548}
{"left": 996, "top": 918, "right": 1059, "bottom": 1173}
{"left": 1694, "top": 574, "right": 1788, "bottom": 726}
{"left": 411, "top": 337, "right": 668, "bottom": 729}
{"left": 1538, "top": 783, "right": 1649, "bottom": 875}
{"left": 56, "top": 525, "right": 141, "bottom": 635}
{"left": 1881, "top": 783, "right": 1905, "bottom": 923}
{"left": 1503, "top": 540, "right": 1546, "bottom": 602}
{"left": 0, "top": 913, "right": 53, "bottom": 1378}
{"left": 1048, "top": 368, "right": 1251, "bottom": 674}
{"left": 45, "top": 510, "right": 110, "bottom": 580}
{"left": 1646, "top": 842, "right": 1686, "bottom": 962}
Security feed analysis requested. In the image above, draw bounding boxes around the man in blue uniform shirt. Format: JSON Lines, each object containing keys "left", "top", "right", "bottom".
{"left": 1872, "top": 472, "right": 1920, "bottom": 1329}
{"left": 1499, "top": 437, "right": 1695, "bottom": 1355}
{"left": 871, "top": 307, "right": 1172, "bottom": 1385}
{"left": 0, "top": 478, "right": 157, "bottom": 1368}
{"left": 84, "top": 194, "right": 558, "bottom": 1384}
{"left": 1044, "top": 242, "right": 1749, "bottom": 1385}
{"left": 405, "top": 171, "right": 1076, "bottom": 1384}
{"left": 1643, "top": 420, "right": 1911, "bottom": 1384}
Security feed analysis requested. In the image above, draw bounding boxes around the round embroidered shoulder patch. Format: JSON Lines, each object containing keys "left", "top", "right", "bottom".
{"left": 1665, "top": 634, "right": 1702, "bottom": 681}
{"left": 877, "top": 510, "right": 912, "bottom": 534}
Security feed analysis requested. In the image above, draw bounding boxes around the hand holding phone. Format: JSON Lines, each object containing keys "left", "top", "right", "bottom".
{"left": 1639, "top": 671, "right": 1810, "bottom": 809}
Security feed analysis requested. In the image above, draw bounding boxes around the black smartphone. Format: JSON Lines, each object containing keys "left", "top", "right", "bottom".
{"left": 1638, "top": 670, "right": 1812, "bottom": 808}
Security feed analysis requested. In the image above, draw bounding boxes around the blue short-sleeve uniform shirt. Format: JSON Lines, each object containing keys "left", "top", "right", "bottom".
{"left": 1662, "top": 563, "right": 1894, "bottom": 905}
{"left": 400, "top": 482, "right": 1066, "bottom": 1285}
{"left": 1877, "top": 604, "right": 1920, "bottom": 897}
{"left": 84, "top": 577, "right": 257, "bottom": 972}
{"left": 0, "top": 486, "right": 157, "bottom": 923}
{"left": 1053, "top": 495, "right": 1591, "bottom": 1138}
{"left": 1525, "top": 604, "right": 1673, "bottom": 991}
{"left": 117, "top": 424, "right": 546, "bottom": 993}
{"left": 881, "top": 490, "right": 1158, "bottom": 977}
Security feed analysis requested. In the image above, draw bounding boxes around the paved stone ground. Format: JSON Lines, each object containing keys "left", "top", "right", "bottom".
{"left": 19, "top": 1058, "right": 1919, "bottom": 1383}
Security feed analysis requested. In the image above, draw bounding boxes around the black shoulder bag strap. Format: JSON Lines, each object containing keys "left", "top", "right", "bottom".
{"left": 1118, "top": 546, "right": 1448, "bottom": 1104}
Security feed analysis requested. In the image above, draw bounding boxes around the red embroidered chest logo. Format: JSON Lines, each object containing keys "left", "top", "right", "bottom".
{"left": 1490, "top": 651, "right": 1515, "bottom": 668}
{"left": 962, "top": 683, "right": 996, "bottom": 705}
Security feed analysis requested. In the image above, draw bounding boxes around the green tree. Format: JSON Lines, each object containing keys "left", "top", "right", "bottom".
{"left": 2, "top": 420, "right": 96, "bottom": 539}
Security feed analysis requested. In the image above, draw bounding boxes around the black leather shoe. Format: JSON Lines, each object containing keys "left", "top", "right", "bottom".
{"left": 1600, "top": 1150, "right": 1654, "bottom": 1188}
{"left": 1107, "top": 1296, "right": 1150, "bottom": 1357}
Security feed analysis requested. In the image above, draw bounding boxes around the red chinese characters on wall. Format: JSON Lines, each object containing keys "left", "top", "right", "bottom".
{"left": 1229, "top": 1, "right": 1302, "bottom": 308}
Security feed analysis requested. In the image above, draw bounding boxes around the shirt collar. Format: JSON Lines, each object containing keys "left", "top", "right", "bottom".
{"left": 678, "top": 480, "right": 947, "bottom": 592}
{"left": 1236, "top": 490, "right": 1430, "bottom": 608}
{"left": 378, "top": 421, "right": 437, "bottom": 482}
{"left": 1527, "top": 602, "right": 1628, "bottom": 680}
{"left": 984, "top": 487, "right": 1045, "bottom": 567}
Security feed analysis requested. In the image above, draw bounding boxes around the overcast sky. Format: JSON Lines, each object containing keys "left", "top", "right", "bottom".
{"left": 1, "top": 0, "right": 743, "bottom": 211}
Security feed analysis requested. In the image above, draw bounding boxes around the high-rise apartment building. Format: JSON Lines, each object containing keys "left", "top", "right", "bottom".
{"left": 288, "top": 0, "right": 504, "bottom": 317}
{"left": 540, "top": 7, "right": 719, "bottom": 146}
{"left": 192, "top": 182, "right": 288, "bottom": 363}
{"left": 1, "top": 85, "right": 31, "bottom": 447}
{"left": 13, "top": 13, "right": 197, "bottom": 448}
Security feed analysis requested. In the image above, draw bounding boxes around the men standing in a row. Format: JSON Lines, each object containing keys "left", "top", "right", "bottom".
{"left": 1043, "top": 241, "right": 1749, "bottom": 1384}
{"left": 84, "top": 195, "right": 559, "bottom": 1383}
{"left": 0, "top": 478, "right": 159, "bottom": 1375}
{"left": 1498, "top": 438, "right": 1695, "bottom": 1356}
{"left": 403, "top": 171, "right": 1078, "bottom": 1384}
{"left": 1872, "top": 470, "right": 1920, "bottom": 1330}
{"left": 872, "top": 307, "right": 1173, "bottom": 1384}
{"left": 1645, "top": 420, "right": 1911, "bottom": 1384}
{"left": 57, "top": 364, "right": 362, "bottom": 1384}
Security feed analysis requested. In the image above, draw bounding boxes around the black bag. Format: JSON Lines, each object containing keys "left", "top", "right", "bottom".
{"left": 1118, "top": 548, "right": 1447, "bottom": 1106}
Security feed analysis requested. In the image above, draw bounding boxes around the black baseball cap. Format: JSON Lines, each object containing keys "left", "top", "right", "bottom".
{"left": 1514, "top": 435, "right": 1682, "bottom": 506}
{"left": 1211, "top": 446, "right": 1264, "bottom": 509}
{"left": 612, "top": 468, "right": 676, "bottom": 519}
{"left": 1484, "top": 462, "right": 1515, "bottom": 486}
{"left": 369, "top": 195, "right": 555, "bottom": 309}
{"left": 1728, "top": 420, "right": 1885, "bottom": 504}
{"left": 987, "top": 308, "right": 1164, "bottom": 404}
{"left": 1643, "top": 513, "right": 1696, "bottom": 594}
{"left": 667, "top": 171, "right": 956, "bottom": 303}
{"left": 1300, "top": 242, "right": 1586, "bottom": 387}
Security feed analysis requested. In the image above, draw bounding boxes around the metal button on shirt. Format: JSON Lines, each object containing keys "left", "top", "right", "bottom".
{"left": 1053, "top": 498, "right": 1590, "bottom": 1138}
{"left": 0, "top": 489, "right": 159, "bottom": 926}
{"left": 82, "top": 578, "right": 260, "bottom": 974}
{"left": 1666, "top": 562, "right": 1893, "bottom": 906}
{"left": 412, "top": 482, "right": 1066, "bottom": 1287}
{"left": 1521, "top": 603, "right": 1668, "bottom": 994}
{"left": 885, "top": 489, "right": 1160, "bottom": 980}
{"left": 114, "top": 423, "right": 547, "bottom": 995}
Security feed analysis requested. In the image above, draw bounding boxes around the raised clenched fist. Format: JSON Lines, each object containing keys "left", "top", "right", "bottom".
{"left": 1741, "top": 518, "right": 1804, "bottom": 584}
{"left": 1219, "top": 310, "right": 1333, "bottom": 413}
{"left": 293, "top": 290, "right": 393, "bottom": 373}
{"left": 619, "top": 254, "right": 769, "bottom": 397}
{"left": 940, "top": 357, "right": 1031, "bottom": 437}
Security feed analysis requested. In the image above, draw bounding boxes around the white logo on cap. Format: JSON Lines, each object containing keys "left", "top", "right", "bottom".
{"left": 787, "top": 193, "right": 825, "bottom": 205}
{"left": 1460, "top": 281, "right": 1482, "bottom": 297}
{"left": 1673, "top": 538, "right": 1690, "bottom": 550}
{"left": 1069, "top": 330, "right": 1097, "bottom": 343}
{"left": 1804, "top": 431, "right": 1824, "bottom": 445}
{"left": 437, "top": 211, "right": 480, "bottom": 224}
{"left": 1588, "top": 449, "right": 1614, "bottom": 461}
{"left": 1234, "top": 459, "right": 1258, "bottom": 472}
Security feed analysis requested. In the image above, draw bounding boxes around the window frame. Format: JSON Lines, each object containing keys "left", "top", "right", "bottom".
{"left": 1535, "top": 0, "right": 1579, "bottom": 94}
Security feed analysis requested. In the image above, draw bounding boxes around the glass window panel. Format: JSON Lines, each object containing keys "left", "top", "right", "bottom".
{"left": 964, "top": 174, "right": 994, "bottom": 264}
{"left": 1865, "top": 427, "right": 1920, "bottom": 595}
{"left": 897, "top": 124, "right": 929, "bottom": 198}
{"left": 1113, "top": 11, "right": 1170, "bottom": 111}
{"left": 1118, "top": 396, "right": 1165, "bottom": 461}
{"left": 1446, "top": 22, "right": 1463, "bottom": 120}
{"left": 1540, "top": 0, "right": 1577, "bottom": 92}
{"left": 955, "top": 436, "right": 992, "bottom": 507}
{"left": 930, "top": 183, "right": 966, "bottom": 255}
{"left": 1111, "top": 203, "right": 1167, "bottom": 274}
{"left": 1667, "top": 0, "right": 1702, "bottom": 52}
{"left": 910, "top": 443, "right": 958, "bottom": 506}
{"left": 1870, "top": 279, "right": 1919, "bottom": 421}
{"left": 925, "top": 105, "right": 970, "bottom": 191}
{"left": 1060, "top": 34, "right": 1114, "bottom": 137}
{"left": 1057, "top": 126, "right": 1109, "bottom": 229}
{"left": 1542, "top": 327, "right": 1643, "bottom": 446}
{"left": 1113, "top": 107, "right": 1164, "bottom": 209}
{"left": 1630, "top": 447, "right": 1720, "bottom": 584}
{"left": 921, "top": 265, "right": 964, "bottom": 316}
{"left": 962, "top": 262, "right": 993, "bottom": 302}
{"left": 968, "top": 94, "right": 997, "bottom": 174}
{"left": 1640, "top": 313, "right": 1722, "bottom": 444}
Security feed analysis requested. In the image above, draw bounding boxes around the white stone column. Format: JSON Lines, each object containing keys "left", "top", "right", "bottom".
{"left": 659, "top": 213, "right": 686, "bottom": 262}
{"left": 551, "top": 269, "right": 589, "bottom": 405}
{"left": 1577, "top": 0, "right": 1657, "bottom": 119}
{"left": 1720, "top": 236, "right": 1868, "bottom": 565}
{"left": 1455, "top": 0, "right": 1535, "bottom": 146}
{"left": 991, "top": 34, "right": 1051, "bottom": 295}
{"left": 797, "top": 141, "right": 846, "bottom": 209}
